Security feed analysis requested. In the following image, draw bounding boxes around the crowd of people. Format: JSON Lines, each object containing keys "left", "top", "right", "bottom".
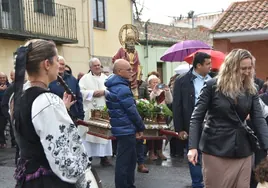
{"left": 1, "top": 39, "right": 268, "bottom": 188}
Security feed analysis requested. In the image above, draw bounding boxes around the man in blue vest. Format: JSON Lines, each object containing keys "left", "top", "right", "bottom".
{"left": 105, "top": 59, "right": 145, "bottom": 188}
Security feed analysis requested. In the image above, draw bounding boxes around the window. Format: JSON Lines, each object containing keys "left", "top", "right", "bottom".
{"left": 34, "top": 0, "right": 55, "bottom": 16}
{"left": 93, "top": 0, "right": 105, "bottom": 29}
{"left": 2, "top": 0, "right": 10, "bottom": 12}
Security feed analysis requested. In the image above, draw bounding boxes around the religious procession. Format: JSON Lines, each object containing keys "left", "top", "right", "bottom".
{"left": 1, "top": 0, "right": 268, "bottom": 188}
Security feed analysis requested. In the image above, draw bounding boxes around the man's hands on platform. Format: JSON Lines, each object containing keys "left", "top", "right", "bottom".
{"left": 136, "top": 132, "right": 143, "bottom": 139}
{"left": 93, "top": 90, "right": 105, "bottom": 97}
{"left": 63, "top": 92, "right": 76, "bottom": 111}
{"left": 178, "top": 131, "right": 188, "bottom": 140}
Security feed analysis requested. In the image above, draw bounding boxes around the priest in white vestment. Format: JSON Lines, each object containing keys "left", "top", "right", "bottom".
{"left": 78, "top": 58, "right": 112, "bottom": 166}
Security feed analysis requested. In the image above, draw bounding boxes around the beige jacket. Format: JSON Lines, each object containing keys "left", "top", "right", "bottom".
{"left": 150, "top": 89, "right": 173, "bottom": 104}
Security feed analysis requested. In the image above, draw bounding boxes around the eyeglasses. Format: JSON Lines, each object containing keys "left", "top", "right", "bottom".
{"left": 120, "top": 68, "right": 132, "bottom": 72}
{"left": 92, "top": 64, "right": 101, "bottom": 67}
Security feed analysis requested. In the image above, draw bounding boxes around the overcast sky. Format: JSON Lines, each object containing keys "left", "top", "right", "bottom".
{"left": 136, "top": 0, "right": 245, "bottom": 24}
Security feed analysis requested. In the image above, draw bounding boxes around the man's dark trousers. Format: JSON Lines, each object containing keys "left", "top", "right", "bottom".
{"left": 136, "top": 139, "right": 144, "bottom": 165}
{"left": 0, "top": 115, "right": 6, "bottom": 145}
{"left": 115, "top": 134, "right": 137, "bottom": 188}
{"left": 186, "top": 144, "right": 203, "bottom": 188}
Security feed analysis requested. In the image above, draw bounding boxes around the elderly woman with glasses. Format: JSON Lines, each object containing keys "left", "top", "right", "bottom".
{"left": 146, "top": 74, "right": 172, "bottom": 161}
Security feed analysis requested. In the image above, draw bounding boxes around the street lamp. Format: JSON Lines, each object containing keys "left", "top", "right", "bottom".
{"left": 187, "top": 10, "right": 195, "bottom": 28}
{"left": 189, "top": 11, "right": 222, "bottom": 29}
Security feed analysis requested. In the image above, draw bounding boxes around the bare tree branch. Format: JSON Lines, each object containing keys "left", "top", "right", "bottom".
{"left": 131, "top": 0, "right": 144, "bottom": 21}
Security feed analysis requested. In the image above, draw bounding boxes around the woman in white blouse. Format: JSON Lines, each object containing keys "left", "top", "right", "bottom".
{"left": 12, "top": 39, "right": 94, "bottom": 188}
{"left": 147, "top": 75, "right": 173, "bottom": 160}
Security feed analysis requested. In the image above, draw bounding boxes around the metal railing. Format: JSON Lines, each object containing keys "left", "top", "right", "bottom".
{"left": 0, "top": 0, "right": 77, "bottom": 43}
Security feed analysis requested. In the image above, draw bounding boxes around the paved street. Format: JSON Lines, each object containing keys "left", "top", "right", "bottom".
{"left": 0, "top": 146, "right": 191, "bottom": 188}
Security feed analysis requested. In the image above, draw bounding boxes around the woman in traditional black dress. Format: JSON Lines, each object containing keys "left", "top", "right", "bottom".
{"left": 13, "top": 39, "right": 92, "bottom": 188}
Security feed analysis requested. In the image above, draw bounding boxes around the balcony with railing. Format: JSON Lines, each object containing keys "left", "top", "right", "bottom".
{"left": 0, "top": 0, "right": 77, "bottom": 44}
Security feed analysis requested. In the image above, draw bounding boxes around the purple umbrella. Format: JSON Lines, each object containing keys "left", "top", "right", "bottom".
{"left": 160, "top": 40, "right": 212, "bottom": 62}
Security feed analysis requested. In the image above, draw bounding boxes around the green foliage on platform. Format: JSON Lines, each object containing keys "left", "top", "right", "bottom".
{"left": 136, "top": 99, "right": 173, "bottom": 118}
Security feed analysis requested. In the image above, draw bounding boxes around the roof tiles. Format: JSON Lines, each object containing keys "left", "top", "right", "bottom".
{"left": 212, "top": 0, "right": 268, "bottom": 33}
{"left": 134, "top": 21, "right": 212, "bottom": 45}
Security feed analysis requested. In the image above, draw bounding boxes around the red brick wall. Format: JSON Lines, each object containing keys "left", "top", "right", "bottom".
{"left": 213, "top": 39, "right": 231, "bottom": 54}
{"left": 213, "top": 39, "right": 268, "bottom": 80}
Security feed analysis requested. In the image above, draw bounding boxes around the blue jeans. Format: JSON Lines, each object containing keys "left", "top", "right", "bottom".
{"left": 115, "top": 134, "right": 137, "bottom": 188}
{"left": 136, "top": 139, "right": 144, "bottom": 165}
{"left": 186, "top": 144, "right": 204, "bottom": 188}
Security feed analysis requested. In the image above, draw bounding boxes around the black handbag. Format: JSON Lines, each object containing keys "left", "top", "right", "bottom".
{"left": 226, "top": 98, "right": 261, "bottom": 151}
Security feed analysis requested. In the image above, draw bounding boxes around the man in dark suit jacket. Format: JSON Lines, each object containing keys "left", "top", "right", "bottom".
{"left": 255, "top": 77, "right": 264, "bottom": 92}
{"left": 252, "top": 56, "right": 264, "bottom": 92}
{"left": 49, "top": 56, "right": 84, "bottom": 120}
{"left": 173, "top": 52, "right": 211, "bottom": 188}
